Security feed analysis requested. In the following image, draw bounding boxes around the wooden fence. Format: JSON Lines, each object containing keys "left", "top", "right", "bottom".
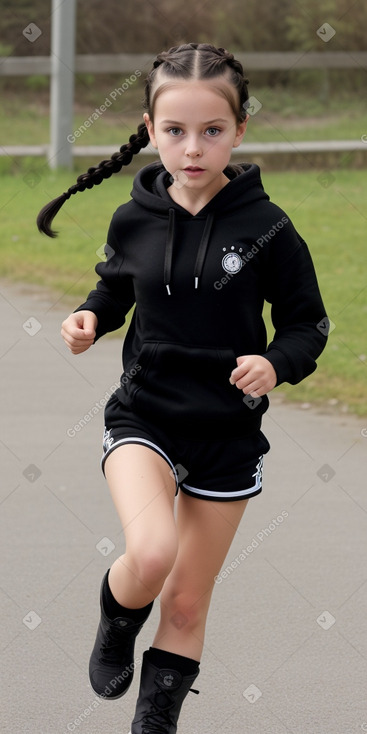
{"left": 1, "top": 51, "right": 367, "bottom": 75}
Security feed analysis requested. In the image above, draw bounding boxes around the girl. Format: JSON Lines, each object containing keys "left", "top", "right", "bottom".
{"left": 37, "top": 43, "right": 328, "bottom": 734}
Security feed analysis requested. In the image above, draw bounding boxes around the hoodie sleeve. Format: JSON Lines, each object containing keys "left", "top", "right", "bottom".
{"left": 73, "top": 215, "right": 135, "bottom": 342}
{"left": 261, "top": 220, "right": 328, "bottom": 386}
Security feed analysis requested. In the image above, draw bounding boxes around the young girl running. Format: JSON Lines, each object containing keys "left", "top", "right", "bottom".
{"left": 38, "top": 43, "right": 328, "bottom": 734}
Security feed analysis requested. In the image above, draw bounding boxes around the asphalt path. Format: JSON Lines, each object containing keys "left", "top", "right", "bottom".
{"left": 1, "top": 279, "right": 366, "bottom": 734}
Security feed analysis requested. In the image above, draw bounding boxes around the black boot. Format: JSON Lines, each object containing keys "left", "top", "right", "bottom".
{"left": 129, "top": 650, "right": 199, "bottom": 733}
{"left": 89, "top": 572, "right": 153, "bottom": 700}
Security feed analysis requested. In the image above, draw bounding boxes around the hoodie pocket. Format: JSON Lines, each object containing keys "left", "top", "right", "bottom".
{"left": 125, "top": 341, "right": 252, "bottom": 426}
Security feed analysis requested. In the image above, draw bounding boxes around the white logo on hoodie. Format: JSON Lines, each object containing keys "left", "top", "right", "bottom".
{"left": 222, "top": 251, "right": 243, "bottom": 274}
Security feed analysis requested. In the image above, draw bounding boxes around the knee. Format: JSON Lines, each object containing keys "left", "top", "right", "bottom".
{"left": 162, "top": 590, "right": 208, "bottom": 632}
{"left": 127, "top": 541, "right": 178, "bottom": 588}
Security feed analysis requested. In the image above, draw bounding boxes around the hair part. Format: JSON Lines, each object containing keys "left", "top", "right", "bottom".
{"left": 37, "top": 43, "right": 249, "bottom": 237}
{"left": 148, "top": 47, "right": 249, "bottom": 124}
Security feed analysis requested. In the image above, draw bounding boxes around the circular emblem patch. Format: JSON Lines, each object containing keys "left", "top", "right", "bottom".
{"left": 222, "top": 252, "right": 242, "bottom": 274}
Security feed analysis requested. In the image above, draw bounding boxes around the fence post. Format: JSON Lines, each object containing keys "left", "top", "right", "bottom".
{"left": 49, "top": 0, "right": 76, "bottom": 169}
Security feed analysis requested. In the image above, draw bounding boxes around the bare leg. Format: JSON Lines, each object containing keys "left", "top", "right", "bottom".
{"left": 153, "top": 491, "right": 249, "bottom": 661}
{"left": 104, "top": 444, "right": 177, "bottom": 609}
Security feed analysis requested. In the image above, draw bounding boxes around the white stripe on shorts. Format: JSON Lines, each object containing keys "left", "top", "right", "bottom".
{"left": 181, "top": 456, "right": 263, "bottom": 500}
{"left": 101, "top": 436, "right": 178, "bottom": 488}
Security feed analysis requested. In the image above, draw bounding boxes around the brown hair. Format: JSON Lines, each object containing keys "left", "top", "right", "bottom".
{"left": 37, "top": 43, "right": 249, "bottom": 237}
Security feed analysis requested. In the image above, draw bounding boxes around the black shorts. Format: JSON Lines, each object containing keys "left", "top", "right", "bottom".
{"left": 101, "top": 392, "right": 271, "bottom": 502}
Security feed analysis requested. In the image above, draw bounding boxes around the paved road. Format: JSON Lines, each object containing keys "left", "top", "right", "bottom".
{"left": 1, "top": 279, "right": 366, "bottom": 734}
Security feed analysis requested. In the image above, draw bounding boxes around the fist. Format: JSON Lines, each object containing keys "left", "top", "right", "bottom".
{"left": 61, "top": 310, "right": 97, "bottom": 354}
{"left": 229, "top": 355, "right": 277, "bottom": 397}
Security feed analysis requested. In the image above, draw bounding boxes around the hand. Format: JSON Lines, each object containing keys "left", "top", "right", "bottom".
{"left": 229, "top": 355, "right": 277, "bottom": 397}
{"left": 61, "top": 310, "right": 98, "bottom": 354}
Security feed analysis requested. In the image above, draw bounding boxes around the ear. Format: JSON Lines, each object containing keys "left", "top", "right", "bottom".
{"left": 143, "top": 112, "right": 158, "bottom": 149}
{"left": 233, "top": 115, "right": 248, "bottom": 148}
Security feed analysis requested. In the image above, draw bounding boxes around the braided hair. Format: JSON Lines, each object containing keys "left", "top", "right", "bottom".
{"left": 37, "top": 43, "right": 249, "bottom": 237}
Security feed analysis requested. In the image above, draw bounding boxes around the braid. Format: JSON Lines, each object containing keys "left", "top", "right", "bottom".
{"left": 37, "top": 122, "right": 149, "bottom": 237}
{"left": 37, "top": 43, "right": 249, "bottom": 237}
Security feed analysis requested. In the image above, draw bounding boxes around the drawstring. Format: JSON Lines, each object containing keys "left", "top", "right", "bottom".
{"left": 164, "top": 209, "right": 215, "bottom": 296}
{"left": 193, "top": 212, "right": 214, "bottom": 290}
{"left": 164, "top": 208, "right": 175, "bottom": 296}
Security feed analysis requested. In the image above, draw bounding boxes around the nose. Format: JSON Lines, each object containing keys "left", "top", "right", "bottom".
{"left": 185, "top": 135, "right": 202, "bottom": 158}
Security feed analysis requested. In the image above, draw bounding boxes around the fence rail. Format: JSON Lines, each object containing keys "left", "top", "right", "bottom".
{"left": 1, "top": 141, "right": 366, "bottom": 158}
{"left": 1, "top": 51, "right": 367, "bottom": 76}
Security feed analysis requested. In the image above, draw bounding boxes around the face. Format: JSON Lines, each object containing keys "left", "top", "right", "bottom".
{"left": 143, "top": 80, "right": 247, "bottom": 204}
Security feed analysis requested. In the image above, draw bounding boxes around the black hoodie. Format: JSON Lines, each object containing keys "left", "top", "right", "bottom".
{"left": 75, "top": 162, "right": 328, "bottom": 438}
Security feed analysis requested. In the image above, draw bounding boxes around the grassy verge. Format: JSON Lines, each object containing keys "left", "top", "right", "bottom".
{"left": 1, "top": 84, "right": 366, "bottom": 148}
{"left": 1, "top": 169, "right": 366, "bottom": 416}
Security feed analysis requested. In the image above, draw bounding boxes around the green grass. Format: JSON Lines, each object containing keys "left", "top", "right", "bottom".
{"left": 263, "top": 170, "right": 367, "bottom": 415}
{"left": 1, "top": 84, "right": 366, "bottom": 147}
{"left": 0, "top": 169, "right": 366, "bottom": 416}
{"left": 1, "top": 106, "right": 362, "bottom": 145}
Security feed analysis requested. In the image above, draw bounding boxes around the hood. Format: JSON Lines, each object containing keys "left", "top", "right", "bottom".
{"left": 130, "top": 161, "right": 269, "bottom": 295}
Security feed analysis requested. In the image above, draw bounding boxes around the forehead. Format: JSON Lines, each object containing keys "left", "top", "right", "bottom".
{"left": 151, "top": 78, "right": 238, "bottom": 120}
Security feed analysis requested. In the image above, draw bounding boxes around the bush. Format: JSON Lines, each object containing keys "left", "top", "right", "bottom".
{"left": 25, "top": 75, "right": 49, "bottom": 91}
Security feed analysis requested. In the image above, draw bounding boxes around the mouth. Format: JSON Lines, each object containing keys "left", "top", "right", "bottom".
{"left": 183, "top": 166, "right": 205, "bottom": 178}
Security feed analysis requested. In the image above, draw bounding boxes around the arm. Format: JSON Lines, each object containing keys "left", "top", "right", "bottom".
{"left": 73, "top": 267, "right": 135, "bottom": 342}
{"left": 72, "top": 214, "right": 135, "bottom": 342}
{"left": 261, "top": 227, "right": 328, "bottom": 386}
{"left": 230, "top": 220, "right": 328, "bottom": 393}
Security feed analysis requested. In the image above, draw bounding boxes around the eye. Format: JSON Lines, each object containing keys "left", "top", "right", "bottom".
{"left": 206, "top": 127, "right": 221, "bottom": 136}
{"left": 167, "top": 127, "right": 182, "bottom": 136}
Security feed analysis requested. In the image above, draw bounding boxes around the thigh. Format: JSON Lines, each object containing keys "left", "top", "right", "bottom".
{"left": 161, "top": 492, "right": 249, "bottom": 607}
{"left": 104, "top": 443, "right": 177, "bottom": 551}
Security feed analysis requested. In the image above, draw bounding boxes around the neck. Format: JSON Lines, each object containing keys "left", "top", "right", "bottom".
{"left": 167, "top": 172, "right": 229, "bottom": 215}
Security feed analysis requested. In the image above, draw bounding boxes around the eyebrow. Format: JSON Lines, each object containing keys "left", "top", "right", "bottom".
{"left": 160, "top": 118, "right": 228, "bottom": 125}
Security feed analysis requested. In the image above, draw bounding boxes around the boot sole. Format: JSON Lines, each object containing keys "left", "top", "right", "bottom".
{"left": 91, "top": 681, "right": 133, "bottom": 701}
{"left": 93, "top": 689, "right": 129, "bottom": 700}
